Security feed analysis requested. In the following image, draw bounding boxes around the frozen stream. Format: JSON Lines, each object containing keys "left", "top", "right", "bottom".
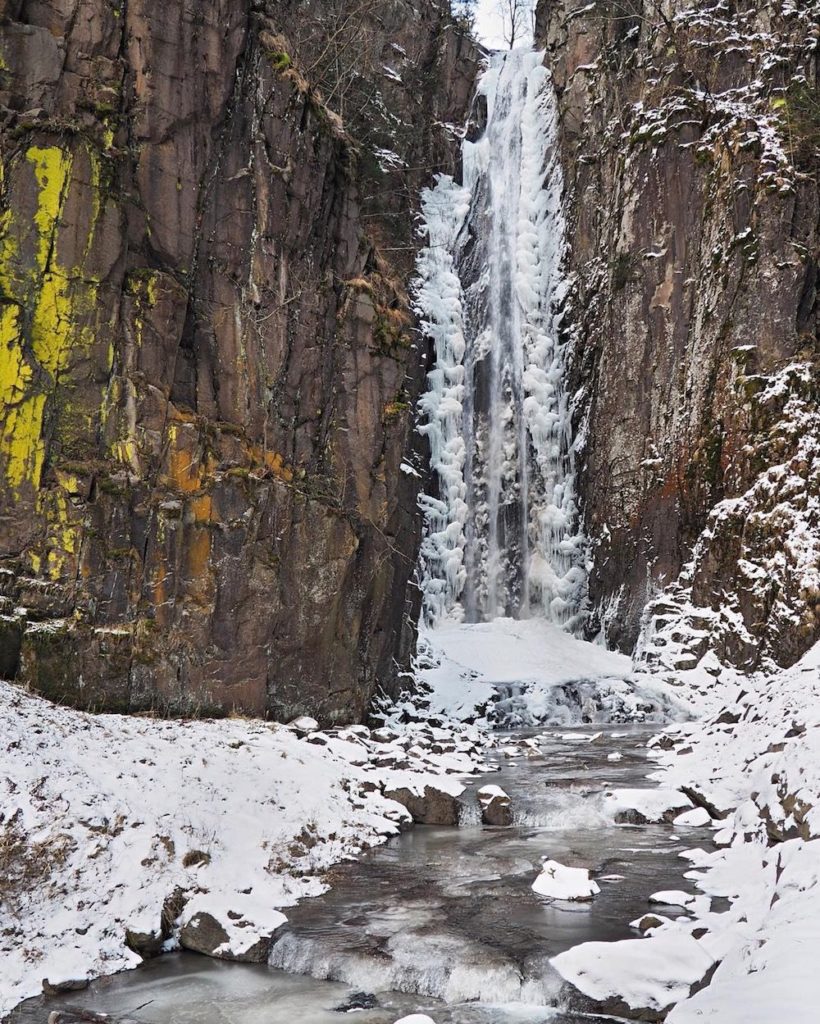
{"left": 15, "top": 726, "right": 713, "bottom": 1024}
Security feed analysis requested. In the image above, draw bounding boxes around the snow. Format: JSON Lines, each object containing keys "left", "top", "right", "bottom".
{"left": 0, "top": 682, "right": 492, "bottom": 1016}
{"left": 551, "top": 931, "right": 715, "bottom": 1013}
{"left": 532, "top": 860, "right": 600, "bottom": 901}
{"left": 553, "top": 641, "right": 820, "bottom": 1019}
{"left": 426, "top": 617, "right": 630, "bottom": 686}
{"left": 398, "top": 616, "right": 682, "bottom": 729}
{"left": 413, "top": 616, "right": 631, "bottom": 721}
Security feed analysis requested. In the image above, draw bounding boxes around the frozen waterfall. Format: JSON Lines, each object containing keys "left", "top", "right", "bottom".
{"left": 415, "top": 48, "right": 587, "bottom": 629}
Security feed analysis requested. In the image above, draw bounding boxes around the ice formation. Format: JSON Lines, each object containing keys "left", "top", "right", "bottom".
{"left": 415, "top": 49, "right": 586, "bottom": 629}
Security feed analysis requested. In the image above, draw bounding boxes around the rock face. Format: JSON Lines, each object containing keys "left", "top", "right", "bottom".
{"left": 0, "top": 1, "right": 479, "bottom": 721}
{"left": 537, "top": 0, "right": 819, "bottom": 671}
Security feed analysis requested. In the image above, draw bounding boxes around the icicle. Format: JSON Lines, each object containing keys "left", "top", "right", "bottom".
{"left": 415, "top": 48, "right": 587, "bottom": 631}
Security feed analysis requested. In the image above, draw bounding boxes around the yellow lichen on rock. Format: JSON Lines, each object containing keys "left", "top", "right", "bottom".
{"left": 35, "top": 474, "right": 84, "bottom": 582}
{"left": 0, "top": 144, "right": 103, "bottom": 491}
{"left": 27, "top": 146, "right": 72, "bottom": 274}
{"left": 2, "top": 394, "right": 46, "bottom": 488}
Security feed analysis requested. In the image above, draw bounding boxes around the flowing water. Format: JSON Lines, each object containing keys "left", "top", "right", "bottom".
{"left": 416, "top": 49, "right": 586, "bottom": 627}
{"left": 18, "top": 727, "right": 713, "bottom": 1024}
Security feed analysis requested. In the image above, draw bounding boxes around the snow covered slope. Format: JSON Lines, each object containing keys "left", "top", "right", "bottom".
{"left": 0, "top": 683, "right": 490, "bottom": 1016}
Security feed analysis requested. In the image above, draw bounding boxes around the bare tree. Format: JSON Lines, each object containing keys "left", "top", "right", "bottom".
{"left": 451, "top": 0, "right": 478, "bottom": 29}
{"left": 497, "top": 0, "right": 535, "bottom": 49}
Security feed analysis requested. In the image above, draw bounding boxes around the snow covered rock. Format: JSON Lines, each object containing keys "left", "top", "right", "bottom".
{"left": 532, "top": 860, "right": 601, "bottom": 901}
{"left": 287, "top": 716, "right": 319, "bottom": 736}
{"left": 393, "top": 1016, "right": 437, "bottom": 1024}
{"left": 673, "top": 807, "right": 712, "bottom": 827}
{"left": 477, "top": 784, "right": 512, "bottom": 826}
{"left": 649, "top": 891, "right": 710, "bottom": 915}
{"left": 607, "top": 787, "right": 692, "bottom": 824}
{"left": 631, "top": 913, "right": 670, "bottom": 934}
{"left": 383, "top": 783, "right": 461, "bottom": 825}
{"left": 551, "top": 931, "right": 716, "bottom": 1021}
{"left": 178, "top": 900, "right": 287, "bottom": 963}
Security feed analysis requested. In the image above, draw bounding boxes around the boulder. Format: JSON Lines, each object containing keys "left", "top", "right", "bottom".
{"left": 477, "top": 785, "right": 513, "bottom": 826}
{"left": 334, "top": 992, "right": 380, "bottom": 1012}
{"left": 288, "top": 716, "right": 319, "bottom": 736}
{"left": 551, "top": 931, "right": 716, "bottom": 1022}
{"left": 384, "top": 785, "right": 460, "bottom": 825}
{"left": 42, "top": 978, "right": 89, "bottom": 996}
{"left": 179, "top": 909, "right": 286, "bottom": 963}
{"left": 124, "top": 924, "right": 164, "bottom": 958}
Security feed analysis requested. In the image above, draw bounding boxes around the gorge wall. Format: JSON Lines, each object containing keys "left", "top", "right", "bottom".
{"left": 0, "top": 0, "right": 479, "bottom": 722}
{"left": 1, "top": 0, "right": 817, "bottom": 724}
{"left": 538, "top": 0, "right": 819, "bottom": 673}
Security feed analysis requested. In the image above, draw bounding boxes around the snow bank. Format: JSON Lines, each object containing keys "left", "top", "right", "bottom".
{"left": 0, "top": 682, "right": 491, "bottom": 1016}
{"left": 552, "top": 640, "right": 820, "bottom": 1021}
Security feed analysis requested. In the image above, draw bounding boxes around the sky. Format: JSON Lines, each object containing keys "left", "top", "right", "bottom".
{"left": 473, "top": 0, "right": 534, "bottom": 50}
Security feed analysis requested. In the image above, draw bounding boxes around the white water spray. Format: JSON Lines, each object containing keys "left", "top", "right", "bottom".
{"left": 416, "top": 49, "right": 586, "bottom": 629}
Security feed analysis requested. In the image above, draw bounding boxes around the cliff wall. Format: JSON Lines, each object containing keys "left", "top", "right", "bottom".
{"left": 538, "top": 0, "right": 819, "bottom": 671}
{"left": 0, "top": 0, "right": 479, "bottom": 721}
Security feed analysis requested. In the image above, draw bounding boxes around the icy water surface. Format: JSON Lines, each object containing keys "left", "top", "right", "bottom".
{"left": 15, "top": 727, "right": 712, "bottom": 1023}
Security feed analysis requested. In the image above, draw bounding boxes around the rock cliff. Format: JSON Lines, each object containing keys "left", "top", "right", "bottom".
{"left": 0, "top": 0, "right": 479, "bottom": 721}
{"left": 538, "top": 0, "right": 819, "bottom": 672}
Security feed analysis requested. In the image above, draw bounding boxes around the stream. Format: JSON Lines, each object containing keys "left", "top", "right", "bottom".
{"left": 14, "top": 725, "right": 713, "bottom": 1024}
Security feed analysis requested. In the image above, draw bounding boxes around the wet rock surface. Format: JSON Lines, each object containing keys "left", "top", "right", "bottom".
{"left": 0, "top": 1, "right": 480, "bottom": 723}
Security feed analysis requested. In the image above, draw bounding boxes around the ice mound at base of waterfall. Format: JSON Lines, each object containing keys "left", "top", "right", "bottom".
{"left": 412, "top": 617, "right": 681, "bottom": 725}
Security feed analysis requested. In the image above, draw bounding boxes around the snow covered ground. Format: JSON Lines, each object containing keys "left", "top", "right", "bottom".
{"left": 0, "top": 683, "right": 494, "bottom": 1017}
{"left": 550, "top": 640, "right": 820, "bottom": 1022}
{"left": 405, "top": 617, "right": 820, "bottom": 1023}
{"left": 4, "top": 616, "right": 819, "bottom": 1023}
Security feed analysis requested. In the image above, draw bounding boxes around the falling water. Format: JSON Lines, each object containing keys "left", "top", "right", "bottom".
{"left": 416, "top": 49, "right": 586, "bottom": 629}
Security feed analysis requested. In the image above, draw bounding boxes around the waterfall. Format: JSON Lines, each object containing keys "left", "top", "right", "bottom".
{"left": 415, "top": 48, "right": 587, "bottom": 630}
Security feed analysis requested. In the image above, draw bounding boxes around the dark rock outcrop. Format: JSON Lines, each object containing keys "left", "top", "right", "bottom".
{"left": 384, "top": 783, "right": 461, "bottom": 824}
{"left": 477, "top": 784, "right": 513, "bottom": 826}
{"left": 538, "top": 0, "right": 819, "bottom": 670}
{"left": 178, "top": 909, "right": 283, "bottom": 963}
{"left": 0, "top": 1, "right": 480, "bottom": 722}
